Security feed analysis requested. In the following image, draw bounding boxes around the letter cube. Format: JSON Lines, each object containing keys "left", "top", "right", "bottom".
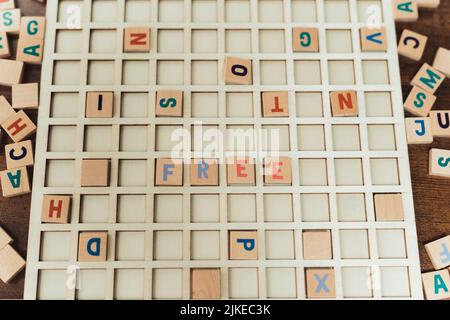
{"left": 155, "top": 158, "right": 183, "bottom": 186}
{"left": 229, "top": 231, "right": 258, "bottom": 260}
{"left": 0, "top": 0, "right": 15, "bottom": 10}
{"left": 0, "top": 95, "right": 15, "bottom": 124}
{"left": 190, "top": 159, "right": 219, "bottom": 186}
{"left": 405, "top": 117, "right": 433, "bottom": 144}
{"left": 1, "top": 110, "right": 37, "bottom": 143}
{"left": 433, "top": 47, "right": 450, "bottom": 77}
{"left": 0, "top": 31, "right": 10, "bottom": 58}
{"left": 0, "top": 166, "right": 30, "bottom": 198}
{"left": 124, "top": 27, "right": 150, "bottom": 52}
{"left": 224, "top": 56, "right": 252, "bottom": 85}
{"left": 41, "top": 195, "right": 71, "bottom": 224}
{"left": 81, "top": 159, "right": 110, "bottom": 187}
{"left": 155, "top": 90, "right": 183, "bottom": 117}
{"left": 292, "top": 27, "right": 319, "bottom": 52}
{"left": 305, "top": 268, "right": 336, "bottom": 299}
{"left": 191, "top": 269, "right": 221, "bottom": 299}
{"left": 263, "top": 157, "right": 292, "bottom": 185}
{"left": 20, "top": 16, "right": 46, "bottom": 39}
{"left": 360, "top": 27, "right": 387, "bottom": 52}
{"left": 392, "top": 0, "right": 419, "bottom": 22}
{"left": 303, "top": 230, "right": 333, "bottom": 260}
{"left": 330, "top": 91, "right": 359, "bottom": 117}
{"left": 0, "top": 226, "right": 12, "bottom": 250}
{"left": 12, "top": 83, "right": 39, "bottom": 109}
{"left": 403, "top": 86, "right": 436, "bottom": 117}
{"left": 16, "top": 37, "right": 44, "bottom": 64}
{"left": 226, "top": 157, "right": 255, "bottom": 186}
{"left": 422, "top": 270, "right": 450, "bottom": 300}
{"left": 262, "top": 91, "right": 289, "bottom": 117}
{"left": 411, "top": 63, "right": 445, "bottom": 94}
{"left": 0, "top": 245, "right": 25, "bottom": 283}
{"left": 430, "top": 111, "right": 450, "bottom": 137}
{"left": 5, "top": 140, "right": 34, "bottom": 169}
{"left": 0, "top": 9, "right": 21, "bottom": 34}
{"left": 86, "top": 91, "right": 114, "bottom": 118}
{"left": 78, "top": 232, "right": 108, "bottom": 262}
{"left": 398, "top": 29, "right": 428, "bottom": 61}
{"left": 425, "top": 236, "right": 450, "bottom": 270}
{"left": 429, "top": 148, "right": 450, "bottom": 178}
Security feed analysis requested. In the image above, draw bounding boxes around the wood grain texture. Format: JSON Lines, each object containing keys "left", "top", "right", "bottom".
{"left": 0, "top": 0, "right": 448, "bottom": 299}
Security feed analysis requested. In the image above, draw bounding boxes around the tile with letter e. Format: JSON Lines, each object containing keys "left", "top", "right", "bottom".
{"left": 422, "top": 270, "right": 450, "bottom": 300}
{"left": 430, "top": 111, "right": 450, "bottom": 137}
{"left": 155, "top": 90, "right": 183, "bottom": 117}
{"left": 229, "top": 231, "right": 258, "bottom": 260}
{"left": 425, "top": 236, "right": 450, "bottom": 270}
{"left": 191, "top": 269, "right": 221, "bottom": 299}
{"left": 227, "top": 157, "right": 255, "bottom": 186}
{"left": 86, "top": 92, "right": 113, "bottom": 118}
{"left": 155, "top": 158, "right": 183, "bottom": 186}
{"left": 405, "top": 117, "right": 433, "bottom": 144}
{"left": 306, "top": 268, "right": 336, "bottom": 299}
{"left": 360, "top": 27, "right": 387, "bottom": 52}
{"left": 429, "top": 148, "right": 450, "bottom": 178}
{"left": 262, "top": 91, "right": 289, "bottom": 117}
{"left": 0, "top": 59, "right": 23, "bottom": 86}
{"left": 81, "top": 159, "right": 110, "bottom": 187}
{"left": 411, "top": 63, "right": 445, "bottom": 94}
{"left": 403, "top": 86, "right": 436, "bottom": 117}
{"left": 78, "top": 232, "right": 108, "bottom": 262}
{"left": 330, "top": 91, "right": 359, "bottom": 117}
{"left": 263, "top": 157, "right": 292, "bottom": 185}
{"left": 224, "top": 56, "right": 252, "bottom": 85}
{"left": 190, "top": 159, "right": 219, "bottom": 186}
{"left": 124, "top": 27, "right": 150, "bottom": 52}
{"left": 41, "top": 195, "right": 71, "bottom": 224}
{"left": 292, "top": 27, "right": 319, "bottom": 52}
{"left": 0, "top": 166, "right": 30, "bottom": 198}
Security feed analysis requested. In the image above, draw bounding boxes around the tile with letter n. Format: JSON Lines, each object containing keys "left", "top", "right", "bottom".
{"left": 411, "top": 63, "right": 445, "bottom": 94}
{"left": 124, "top": 27, "right": 150, "bottom": 53}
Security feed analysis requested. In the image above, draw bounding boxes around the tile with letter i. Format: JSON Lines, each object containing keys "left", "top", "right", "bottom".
{"left": 229, "top": 231, "right": 258, "bottom": 260}
{"left": 393, "top": 0, "right": 419, "bottom": 22}
{"left": 292, "top": 27, "right": 319, "bottom": 52}
{"left": 1, "top": 110, "right": 36, "bottom": 142}
{"left": 155, "top": 158, "right": 183, "bottom": 186}
{"left": 0, "top": 31, "right": 10, "bottom": 58}
{"left": 16, "top": 37, "right": 44, "bottom": 64}
{"left": 403, "top": 86, "right": 436, "bottom": 117}
{"left": 155, "top": 90, "right": 183, "bottom": 117}
{"left": 425, "top": 236, "right": 450, "bottom": 270}
{"left": 0, "top": 166, "right": 30, "bottom": 198}
{"left": 430, "top": 111, "right": 450, "bottom": 138}
{"left": 5, "top": 140, "right": 34, "bottom": 169}
{"left": 124, "top": 27, "right": 150, "bottom": 53}
{"left": 330, "top": 91, "right": 359, "bottom": 117}
{"left": 226, "top": 157, "right": 255, "bottom": 186}
{"left": 411, "top": 63, "right": 445, "bottom": 94}
{"left": 224, "top": 57, "right": 252, "bottom": 85}
{"left": 85, "top": 92, "right": 113, "bottom": 118}
{"left": 78, "top": 232, "right": 108, "bottom": 262}
{"left": 0, "top": 9, "right": 21, "bottom": 34}
{"left": 305, "top": 268, "right": 336, "bottom": 299}
{"left": 262, "top": 91, "right": 289, "bottom": 117}
{"left": 263, "top": 157, "right": 292, "bottom": 185}
{"left": 422, "top": 270, "right": 450, "bottom": 300}
{"left": 405, "top": 117, "right": 433, "bottom": 144}
{"left": 20, "top": 17, "right": 46, "bottom": 39}
{"left": 190, "top": 159, "right": 219, "bottom": 186}
{"left": 397, "top": 29, "right": 428, "bottom": 61}
{"left": 429, "top": 148, "right": 450, "bottom": 178}
{"left": 360, "top": 27, "right": 387, "bottom": 52}
{"left": 40, "top": 195, "right": 71, "bottom": 224}
{"left": 191, "top": 269, "right": 221, "bottom": 299}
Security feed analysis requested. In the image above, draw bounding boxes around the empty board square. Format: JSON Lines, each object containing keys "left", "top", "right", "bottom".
{"left": 40, "top": 232, "right": 71, "bottom": 261}
{"left": 192, "top": 125, "right": 219, "bottom": 152}
{"left": 48, "top": 126, "right": 77, "bottom": 152}
{"left": 191, "top": 194, "right": 220, "bottom": 222}
{"left": 325, "top": 0, "right": 350, "bottom": 22}
{"left": 365, "top": 92, "right": 392, "bottom": 117}
{"left": 152, "top": 269, "right": 183, "bottom": 299}
{"left": 45, "top": 160, "right": 75, "bottom": 187}
{"left": 51, "top": 93, "right": 79, "bottom": 118}
{"left": 84, "top": 126, "right": 113, "bottom": 152}
{"left": 301, "top": 194, "right": 330, "bottom": 222}
{"left": 261, "top": 125, "right": 290, "bottom": 151}
{"left": 225, "top": 0, "right": 251, "bottom": 22}
{"left": 121, "top": 92, "right": 149, "bottom": 118}
{"left": 362, "top": 60, "right": 390, "bottom": 84}
{"left": 336, "top": 194, "right": 366, "bottom": 222}
{"left": 157, "top": 60, "right": 184, "bottom": 85}
{"left": 154, "top": 231, "right": 183, "bottom": 260}
{"left": 259, "top": 30, "right": 285, "bottom": 53}
{"left": 229, "top": 268, "right": 259, "bottom": 298}
{"left": 266, "top": 268, "right": 297, "bottom": 298}
{"left": 298, "top": 125, "right": 325, "bottom": 151}
{"left": 117, "top": 194, "right": 146, "bottom": 223}
{"left": 120, "top": 126, "right": 148, "bottom": 152}
{"left": 291, "top": 0, "right": 317, "bottom": 22}
{"left": 58, "top": 1, "right": 84, "bottom": 23}
{"left": 340, "top": 229, "right": 370, "bottom": 259}
{"left": 191, "top": 60, "right": 218, "bottom": 85}
{"left": 123, "top": 61, "right": 150, "bottom": 85}
{"left": 377, "top": 229, "right": 407, "bottom": 258}
{"left": 80, "top": 194, "right": 110, "bottom": 223}
{"left": 114, "top": 269, "right": 144, "bottom": 300}
{"left": 335, "top": 159, "right": 364, "bottom": 186}
{"left": 119, "top": 160, "right": 147, "bottom": 186}
{"left": 38, "top": 270, "right": 68, "bottom": 300}
{"left": 191, "top": 231, "right": 220, "bottom": 260}
{"left": 294, "top": 60, "right": 321, "bottom": 85}
{"left": 260, "top": 61, "right": 286, "bottom": 85}
{"left": 227, "top": 194, "right": 256, "bottom": 222}
{"left": 225, "top": 30, "right": 252, "bottom": 53}
{"left": 296, "top": 92, "right": 323, "bottom": 117}
{"left": 264, "top": 194, "right": 293, "bottom": 222}
{"left": 259, "top": 0, "right": 284, "bottom": 22}
{"left": 341, "top": 267, "right": 373, "bottom": 298}
{"left": 88, "top": 61, "right": 115, "bottom": 85}
{"left": 357, "top": 0, "right": 383, "bottom": 23}
{"left": 53, "top": 61, "right": 81, "bottom": 85}
{"left": 367, "top": 125, "right": 397, "bottom": 151}
{"left": 90, "top": 30, "right": 116, "bottom": 53}
{"left": 156, "top": 125, "right": 183, "bottom": 151}
{"left": 192, "top": 0, "right": 217, "bottom": 22}
{"left": 154, "top": 194, "right": 183, "bottom": 223}
{"left": 159, "top": 0, "right": 184, "bottom": 22}
{"left": 380, "top": 267, "right": 411, "bottom": 297}
{"left": 92, "top": 0, "right": 118, "bottom": 22}
{"left": 226, "top": 125, "right": 255, "bottom": 151}
{"left": 191, "top": 92, "right": 219, "bottom": 117}
{"left": 125, "top": 0, "right": 152, "bottom": 22}
{"left": 56, "top": 30, "right": 83, "bottom": 53}
{"left": 299, "top": 159, "right": 328, "bottom": 186}
{"left": 192, "top": 30, "right": 217, "bottom": 53}
{"left": 226, "top": 92, "right": 253, "bottom": 117}
{"left": 158, "top": 29, "right": 184, "bottom": 53}
{"left": 332, "top": 125, "right": 361, "bottom": 151}
{"left": 265, "top": 231, "right": 295, "bottom": 260}
{"left": 370, "top": 159, "right": 399, "bottom": 185}
{"left": 116, "top": 232, "right": 145, "bottom": 260}
{"left": 326, "top": 30, "right": 353, "bottom": 53}
{"left": 76, "top": 269, "right": 106, "bottom": 300}
{"left": 328, "top": 61, "right": 355, "bottom": 85}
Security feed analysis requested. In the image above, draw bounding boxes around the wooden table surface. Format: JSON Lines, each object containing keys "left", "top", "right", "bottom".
{"left": 0, "top": 0, "right": 449, "bottom": 299}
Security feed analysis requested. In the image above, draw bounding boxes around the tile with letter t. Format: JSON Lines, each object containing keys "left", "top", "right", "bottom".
{"left": 191, "top": 269, "right": 221, "bottom": 299}
{"left": 429, "top": 148, "right": 450, "bottom": 178}
{"left": 292, "top": 27, "right": 319, "bottom": 52}
{"left": 86, "top": 92, "right": 113, "bottom": 118}
{"left": 330, "top": 91, "right": 359, "bottom": 117}
{"left": 229, "top": 231, "right": 258, "bottom": 260}
{"left": 224, "top": 56, "right": 252, "bottom": 85}
{"left": 306, "top": 268, "right": 336, "bottom": 299}
{"left": 78, "top": 232, "right": 108, "bottom": 262}
{"left": 262, "top": 91, "right": 289, "bottom": 117}
{"left": 405, "top": 117, "right": 433, "bottom": 144}
{"left": 430, "top": 111, "right": 450, "bottom": 138}
{"left": 41, "top": 195, "right": 71, "bottom": 224}
{"left": 0, "top": 166, "right": 30, "bottom": 198}
{"left": 425, "top": 236, "right": 450, "bottom": 270}
{"left": 155, "top": 158, "right": 183, "bottom": 186}
{"left": 16, "top": 37, "right": 44, "bottom": 64}
{"left": 5, "top": 140, "right": 34, "bottom": 169}
{"left": 190, "top": 159, "right": 219, "bottom": 186}
{"left": 422, "top": 270, "right": 450, "bottom": 300}
{"left": 403, "top": 86, "right": 436, "bottom": 117}
{"left": 263, "top": 157, "right": 292, "bottom": 185}
{"left": 155, "top": 90, "right": 183, "bottom": 117}
{"left": 226, "top": 157, "right": 255, "bottom": 186}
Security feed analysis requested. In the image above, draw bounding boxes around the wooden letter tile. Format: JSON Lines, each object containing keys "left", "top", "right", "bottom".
{"left": 433, "top": 47, "right": 450, "bottom": 77}
{"left": 1, "top": 110, "right": 37, "bottom": 143}
{"left": 405, "top": 117, "right": 433, "bottom": 144}
{"left": 0, "top": 0, "right": 15, "bottom": 10}
{"left": 155, "top": 158, "right": 183, "bottom": 186}
{"left": 398, "top": 29, "right": 428, "bottom": 61}
{"left": 292, "top": 27, "right": 319, "bottom": 52}
{"left": 0, "top": 226, "right": 12, "bottom": 251}
{"left": 224, "top": 56, "right": 252, "bottom": 85}
{"left": 81, "top": 159, "right": 110, "bottom": 187}
{"left": 191, "top": 269, "right": 221, "bottom": 299}
{"left": 0, "top": 95, "right": 16, "bottom": 124}
{"left": 425, "top": 236, "right": 450, "bottom": 270}
{"left": 374, "top": 193, "right": 405, "bottom": 221}
{"left": 393, "top": 0, "right": 419, "bottom": 22}
{"left": 155, "top": 90, "right": 183, "bottom": 117}
{"left": 0, "top": 31, "right": 10, "bottom": 58}
{"left": 430, "top": 111, "right": 450, "bottom": 137}
{"left": 5, "top": 140, "right": 34, "bottom": 169}
{"left": 78, "top": 232, "right": 108, "bottom": 262}
{"left": 417, "top": 0, "right": 440, "bottom": 8}
{"left": 262, "top": 91, "right": 289, "bottom": 117}
{"left": 19, "top": 16, "right": 46, "bottom": 39}
{"left": 422, "top": 270, "right": 450, "bottom": 300}
{"left": 303, "top": 230, "right": 332, "bottom": 260}
{"left": 306, "top": 268, "right": 336, "bottom": 299}
{"left": 0, "top": 9, "right": 21, "bottom": 34}
{"left": 330, "top": 91, "right": 359, "bottom": 117}
{"left": 403, "top": 86, "right": 436, "bottom": 117}
{"left": 263, "top": 157, "right": 292, "bottom": 185}
{"left": 0, "top": 166, "right": 30, "bottom": 198}
{"left": 124, "top": 27, "right": 150, "bottom": 53}
{"left": 16, "top": 36, "right": 44, "bottom": 64}
{"left": 229, "top": 231, "right": 258, "bottom": 260}
{"left": 12, "top": 83, "right": 39, "bottom": 109}
{"left": 429, "top": 148, "right": 450, "bottom": 178}
{"left": 190, "top": 159, "right": 219, "bottom": 186}
{"left": 411, "top": 63, "right": 445, "bottom": 94}
{"left": 0, "top": 59, "right": 24, "bottom": 86}
{"left": 0, "top": 245, "right": 25, "bottom": 283}
{"left": 226, "top": 157, "right": 255, "bottom": 186}
{"left": 86, "top": 91, "right": 113, "bottom": 118}
{"left": 360, "top": 27, "right": 387, "bottom": 52}
{"left": 41, "top": 195, "right": 71, "bottom": 224}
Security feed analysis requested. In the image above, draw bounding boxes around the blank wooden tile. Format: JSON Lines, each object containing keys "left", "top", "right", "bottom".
{"left": 155, "top": 90, "right": 183, "bottom": 117}
{"left": 16, "top": 37, "right": 44, "bottom": 64}
{"left": 78, "top": 232, "right": 108, "bottom": 262}
{"left": 0, "top": 95, "right": 15, "bottom": 124}
{"left": 292, "top": 27, "right": 319, "bottom": 52}
{"left": 392, "top": 0, "right": 419, "bottom": 22}
{"left": 0, "top": 245, "right": 25, "bottom": 283}
{"left": 360, "top": 27, "right": 387, "bottom": 52}
{"left": 430, "top": 111, "right": 450, "bottom": 137}
{"left": 0, "top": 9, "right": 21, "bottom": 34}
{"left": 224, "top": 56, "right": 252, "bottom": 84}
{"left": 41, "top": 195, "right": 71, "bottom": 224}
{"left": 86, "top": 92, "right": 113, "bottom": 118}
{"left": 190, "top": 159, "right": 219, "bottom": 186}
{"left": 0, "top": 226, "right": 12, "bottom": 250}
{"left": 398, "top": 29, "right": 427, "bottom": 61}
{"left": 403, "top": 86, "right": 436, "bottom": 117}
{"left": 417, "top": 0, "right": 440, "bottom": 8}
{"left": 374, "top": 194, "right": 404, "bottom": 221}
{"left": 0, "top": 59, "right": 24, "bottom": 86}
{"left": 405, "top": 117, "right": 433, "bottom": 144}
{"left": 155, "top": 158, "right": 183, "bottom": 186}
{"left": 0, "top": 0, "right": 14, "bottom": 11}
{"left": 429, "top": 148, "right": 450, "bottom": 178}
{"left": 0, "top": 31, "right": 10, "bottom": 58}
{"left": 264, "top": 157, "right": 292, "bottom": 185}
{"left": 191, "top": 269, "right": 221, "bottom": 299}
{"left": 306, "top": 268, "right": 336, "bottom": 299}
{"left": 81, "top": 159, "right": 110, "bottom": 187}
{"left": 433, "top": 47, "right": 450, "bottom": 77}
{"left": 411, "top": 63, "right": 445, "bottom": 94}
{"left": 12, "top": 83, "right": 39, "bottom": 109}
{"left": 330, "top": 91, "right": 359, "bottom": 117}
{"left": 303, "top": 230, "right": 332, "bottom": 260}
{"left": 1, "top": 110, "right": 36, "bottom": 143}
{"left": 229, "top": 230, "right": 258, "bottom": 260}
{"left": 124, "top": 27, "right": 150, "bottom": 52}
{"left": 422, "top": 270, "right": 450, "bottom": 300}
{"left": 425, "top": 236, "right": 450, "bottom": 270}
{"left": 20, "top": 16, "right": 46, "bottom": 39}
{"left": 226, "top": 157, "right": 255, "bottom": 185}
{"left": 262, "top": 91, "right": 289, "bottom": 117}
{"left": 5, "top": 140, "right": 34, "bottom": 169}
{"left": 0, "top": 166, "right": 30, "bottom": 198}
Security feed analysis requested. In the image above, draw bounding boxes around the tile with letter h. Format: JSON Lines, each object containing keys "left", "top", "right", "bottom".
{"left": 229, "top": 231, "right": 258, "bottom": 260}
{"left": 41, "top": 195, "right": 71, "bottom": 224}
{"left": 227, "top": 157, "right": 255, "bottom": 186}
